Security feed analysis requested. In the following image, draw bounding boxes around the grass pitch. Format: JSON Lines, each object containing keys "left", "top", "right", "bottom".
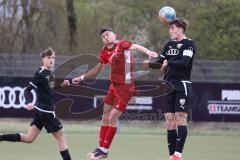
{"left": 0, "top": 119, "right": 240, "bottom": 160}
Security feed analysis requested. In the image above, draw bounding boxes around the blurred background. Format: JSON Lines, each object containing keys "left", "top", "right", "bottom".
{"left": 0, "top": 0, "right": 240, "bottom": 160}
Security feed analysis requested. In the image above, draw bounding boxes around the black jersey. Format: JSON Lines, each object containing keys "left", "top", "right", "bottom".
{"left": 154, "top": 38, "right": 196, "bottom": 85}
{"left": 24, "top": 67, "right": 57, "bottom": 111}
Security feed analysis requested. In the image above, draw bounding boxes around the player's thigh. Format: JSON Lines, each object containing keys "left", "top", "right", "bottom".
{"left": 115, "top": 83, "right": 135, "bottom": 112}
{"left": 174, "top": 92, "right": 188, "bottom": 126}
{"left": 104, "top": 84, "right": 118, "bottom": 107}
{"left": 43, "top": 115, "right": 63, "bottom": 133}
{"left": 30, "top": 112, "right": 44, "bottom": 131}
{"left": 175, "top": 83, "right": 192, "bottom": 113}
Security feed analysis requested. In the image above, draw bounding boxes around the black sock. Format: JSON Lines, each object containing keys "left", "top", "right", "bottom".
{"left": 60, "top": 149, "right": 71, "bottom": 160}
{"left": 167, "top": 130, "right": 177, "bottom": 156}
{"left": 176, "top": 126, "right": 188, "bottom": 153}
{"left": 2, "top": 133, "right": 21, "bottom": 142}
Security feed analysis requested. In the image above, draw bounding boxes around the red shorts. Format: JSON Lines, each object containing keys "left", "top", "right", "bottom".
{"left": 104, "top": 83, "right": 135, "bottom": 112}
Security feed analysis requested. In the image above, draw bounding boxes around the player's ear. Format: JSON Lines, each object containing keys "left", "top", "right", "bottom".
{"left": 112, "top": 32, "right": 117, "bottom": 39}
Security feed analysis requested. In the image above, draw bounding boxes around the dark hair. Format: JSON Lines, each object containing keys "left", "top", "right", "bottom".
{"left": 40, "top": 47, "right": 55, "bottom": 58}
{"left": 169, "top": 18, "right": 189, "bottom": 32}
{"left": 99, "top": 27, "right": 114, "bottom": 35}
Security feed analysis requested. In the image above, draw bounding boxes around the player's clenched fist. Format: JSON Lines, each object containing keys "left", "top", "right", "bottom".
{"left": 148, "top": 51, "right": 158, "bottom": 58}
{"left": 72, "top": 75, "right": 84, "bottom": 84}
{"left": 61, "top": 80, "right": 70, "bottom": 87}
{"left": 26, "top": 103, "right": 34, "bottom": 111}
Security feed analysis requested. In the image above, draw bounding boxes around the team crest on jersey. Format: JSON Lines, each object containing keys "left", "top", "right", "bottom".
{"left": 188, "top": 47, "right": 193, "bottom": 51}
{"left": 47, "top": 75, "right": 55, "bottom": 88}
{"left": 179, "top": 99, "right": 186, "bottom": 105}
{"left": 177, "top": 43, "right": 183, "bottom": 49}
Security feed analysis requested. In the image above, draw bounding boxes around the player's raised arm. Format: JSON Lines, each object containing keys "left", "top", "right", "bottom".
{"left": 146, "top": 40, "right": 171, "bottom": 69}
{"left": 129, "top": 43, "right": 158, "bottom": 58}
{"left": 72, "top": 62, "right": 104, "bottom": 85}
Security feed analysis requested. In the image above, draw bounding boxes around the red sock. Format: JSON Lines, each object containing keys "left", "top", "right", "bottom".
{"left": 102, "top": 126, "right": 117, "bottom": 149}
{"left": 99, "top": 126, "right": 109, "bottom": 147}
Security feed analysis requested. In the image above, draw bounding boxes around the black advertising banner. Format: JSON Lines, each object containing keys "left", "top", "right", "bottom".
{"left": 0, "top": 77, "right": 240, "bottom": 121}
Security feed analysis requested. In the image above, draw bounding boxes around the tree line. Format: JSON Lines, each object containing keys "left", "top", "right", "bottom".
{"left": 0, "top": 0, "right": 239, "bottom": 60}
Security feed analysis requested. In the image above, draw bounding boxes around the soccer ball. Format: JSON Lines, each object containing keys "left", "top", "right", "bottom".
{"left": 158, "top": 6, "right": 176, "bottom": 23}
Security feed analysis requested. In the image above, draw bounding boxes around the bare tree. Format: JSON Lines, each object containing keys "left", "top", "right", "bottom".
{"left": 65, "top": 0, "right": 77, "bottom": 51}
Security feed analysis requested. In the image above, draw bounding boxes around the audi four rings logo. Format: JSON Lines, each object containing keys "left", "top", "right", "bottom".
{"left": 0, "top": 86, "right": 37, "bottom": 109}
{"left": 166, "top": 49, "right": 179, "bottom": 55}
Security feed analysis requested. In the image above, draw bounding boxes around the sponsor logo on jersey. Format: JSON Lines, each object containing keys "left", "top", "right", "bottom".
{"left": 166, "top": 49, "right": 179, "bottom": 55}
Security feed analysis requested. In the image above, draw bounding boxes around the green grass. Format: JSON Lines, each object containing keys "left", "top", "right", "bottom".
{"left": 0, "top": 119, "right": 240, "bottom": 160}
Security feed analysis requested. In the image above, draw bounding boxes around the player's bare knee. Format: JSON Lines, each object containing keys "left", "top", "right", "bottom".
{"left": 108, "top": 116, "right": 118, "bottom": 126}
{"left": 165, "top": 119, "right": 176, "bottom": 130}
{"left": 25, "top": 136, "right": 35, "bottom": 144}
{"left": 175, "top": 113, "right": 187, "bottom": 126}
{"left": 54, "top": 135, "right": 66, "bottom": 145}
{"left": 102, "top": 114, "right": 110, "bottom": 124}
{"left": 58, "top": 136, "right": 66, "bottom": 143}
{"left": 164, "top": 113, "right": 176, "bottom": 129}
{"left": 164, "top": 113, "right": 175, "bottom": 122}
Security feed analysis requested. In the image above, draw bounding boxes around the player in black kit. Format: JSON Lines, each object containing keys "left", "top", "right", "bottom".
{"left": 146, "top": 18, "right": 196, "bottom": 160}
{"left": 0, "top": 47, "right": 72, "bottom": 160}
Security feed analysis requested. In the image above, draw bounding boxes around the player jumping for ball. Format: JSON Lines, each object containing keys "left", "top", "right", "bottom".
{"left": 72, "top": 27, "right": 158, "bottom": 160}
{"left": 146, "top": 18, "right": 196, "bottom": 160}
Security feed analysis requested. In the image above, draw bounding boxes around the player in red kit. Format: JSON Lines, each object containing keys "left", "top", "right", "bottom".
{"left": 72, "top": 27, "right": 158, "bottom": 160}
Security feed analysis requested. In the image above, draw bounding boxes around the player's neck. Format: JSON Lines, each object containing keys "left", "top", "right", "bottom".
{"left": 105, "top": 40, "right": 117, "bottom": 49}
{"left": 176, "top": 34, "right": 186, "bottom": 41}
{"left": 42, "top": 65, "right": 51, "bottom": 71}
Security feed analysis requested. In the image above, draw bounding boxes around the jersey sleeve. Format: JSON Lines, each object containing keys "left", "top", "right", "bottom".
{"left": 24, "top": 72, "right": 40, "bottom": 104}
{"left": 182, "top": 40, "right": 196, "bottom": 59}
{"left": 98, "top": 50, "right": 109, "bottom": 64}
{"left": 29, "top": 73, "right": 40, "bottom": 89}
{"left": 119, "top": 40, "right": 133, "bottom": 50}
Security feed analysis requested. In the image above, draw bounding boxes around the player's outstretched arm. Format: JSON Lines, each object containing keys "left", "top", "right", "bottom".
{"left": 129, "top": 43, "right": 158, "bottom": 58}
{"left": 72, "top": 63, "right": 104, "bottom": 84}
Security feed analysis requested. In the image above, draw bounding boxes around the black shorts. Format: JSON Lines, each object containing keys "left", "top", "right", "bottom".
{"left": 30, "top": 111, "right": 63, "bottom": 133}
{"left": 163, "top": 81, "right": 192, "bottom": 113}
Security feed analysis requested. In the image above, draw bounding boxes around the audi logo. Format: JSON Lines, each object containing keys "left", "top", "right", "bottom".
{"left": 0, "top": 86, "right": 36, "bottom": 109}
{"left": 166, "top": 49, "right": 179, "bottom": 55}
